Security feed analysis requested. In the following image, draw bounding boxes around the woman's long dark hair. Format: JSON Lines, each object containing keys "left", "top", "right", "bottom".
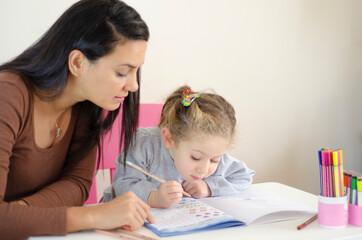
{"left": 0, "top": 0, "right": 149, "bottom": 168}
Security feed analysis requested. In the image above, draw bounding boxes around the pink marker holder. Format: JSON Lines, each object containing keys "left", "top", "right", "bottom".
{"left": 348, "top": 204, "right": 362, "bottom": 227}
{"left": 318, "top": 195, "right": 348, "bottom": 228}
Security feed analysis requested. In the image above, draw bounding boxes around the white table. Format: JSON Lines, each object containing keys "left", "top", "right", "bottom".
{"left": 30, "top": 182, "right": 362, "bottom": 240}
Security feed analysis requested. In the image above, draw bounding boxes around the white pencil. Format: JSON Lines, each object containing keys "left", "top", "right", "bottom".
{"left": 125, "top": 160, "right": 192, "bottom": 198}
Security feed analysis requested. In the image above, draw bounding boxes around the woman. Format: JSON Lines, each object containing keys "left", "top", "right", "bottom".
{"left": 0, "top": 0, "right": 154, "bottom": 239}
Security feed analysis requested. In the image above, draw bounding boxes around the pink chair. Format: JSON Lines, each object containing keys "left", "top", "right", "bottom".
{"left": 84, "top": 104, "right": 163, "bottom": 205}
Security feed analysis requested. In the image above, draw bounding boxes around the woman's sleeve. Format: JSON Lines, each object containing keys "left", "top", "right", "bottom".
{"left": 204, "top": 153, "right": 255, "bottom": 196}
{"left": 0, "top": 80, "right": 68, "bottom": 239}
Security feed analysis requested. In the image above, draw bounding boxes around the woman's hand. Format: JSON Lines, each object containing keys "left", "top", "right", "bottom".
{"left": 147, "top": 180, "right": 183, "bottom": 208}
{"left": 67, "top": 191, "right": 154, "bottom": 232}
{"left": 182, "top": 180, "right": 211, "bottom": 199}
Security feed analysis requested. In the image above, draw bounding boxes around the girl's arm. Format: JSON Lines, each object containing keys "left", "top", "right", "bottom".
{"left": 110, "top": 152, "right": 159, "bottom": 203}
{"left": 107, "top": 128, "right": 165, "bottom": 203}
{"left": 203, "top": 153, "right": 255, "bottom": 196}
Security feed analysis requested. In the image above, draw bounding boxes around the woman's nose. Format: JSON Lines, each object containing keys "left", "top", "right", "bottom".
{"left": 124, "top": 72, "right": 139, "bottom": 92}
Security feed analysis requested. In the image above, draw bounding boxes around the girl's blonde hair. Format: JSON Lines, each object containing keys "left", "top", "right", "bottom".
{"left": 158, "top": 85, "right": 236, "bottom": 144}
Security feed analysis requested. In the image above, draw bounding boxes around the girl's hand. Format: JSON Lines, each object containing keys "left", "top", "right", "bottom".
{"left": 148, "top": 180, "right": 183, "bottom": 208}
{"left": 182, "top": 180, "right": 211, "bottom": 199}
{"left": 67, "top": 191, "right": 154, "bottom": 232}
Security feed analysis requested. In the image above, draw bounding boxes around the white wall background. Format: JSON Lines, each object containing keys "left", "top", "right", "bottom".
{"left": 1, "top": 0, "right": 361, "bottom": 195}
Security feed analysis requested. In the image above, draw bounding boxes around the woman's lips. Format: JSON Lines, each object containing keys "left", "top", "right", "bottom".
{"left": 114, "top": 96, "right": 125, "bottom": 103}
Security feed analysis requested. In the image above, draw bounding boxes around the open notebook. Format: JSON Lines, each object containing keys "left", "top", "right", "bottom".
{"left": 144, "top": 188, "right": 316, "bottom": 237}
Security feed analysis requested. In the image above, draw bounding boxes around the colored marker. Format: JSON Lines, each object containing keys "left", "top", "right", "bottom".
{"left": 338, "top": 150, "right": 343, "bottom": 197}
{"left": 321, "top": 151, "right": 327, "bottom": 196}
{"left": 347, "top": 172, "right": 352, "bottom": 203}
{"left": 332, "top": 151, "right": 340, "bottom": 197}
{"left": 351, "top": 176, "right": 357, "bottom": 205}
{"left": 329, "top": 151, "right": 336, "bottom": 196}
{"left": 323, "top": 150, "right": 332, "bottom": 197}
{"left": 344, "top": 172, "right": 348, "bottom": 196}
{"left": 318, "top": 150, "right": 323, "bottom": 196}
{"left": 357, "top": 177, "right": 362, "bottom": 206}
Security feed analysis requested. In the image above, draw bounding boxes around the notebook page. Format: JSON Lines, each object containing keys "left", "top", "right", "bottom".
{"left": 149, "top": 198, "right": 232, "bottom": 229}
{"left": 200, "top": 188, "right": 316, "bottom": 225}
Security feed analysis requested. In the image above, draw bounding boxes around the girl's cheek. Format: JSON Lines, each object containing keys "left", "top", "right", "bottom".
{"left": 209, "top": 167, "right": 217, "bottom": 175}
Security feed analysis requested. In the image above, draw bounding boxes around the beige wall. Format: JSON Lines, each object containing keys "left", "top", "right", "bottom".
{"left": 1, "top": 0, "right": 361, "bottom": 194}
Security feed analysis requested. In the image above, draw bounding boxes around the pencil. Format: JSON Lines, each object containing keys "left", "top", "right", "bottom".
{"left": 117, "top": 229, "right": 158, "bottom": 240}
{"left": 297, "top": 214, "right": 318, "bottom": 230}
{"left": 95, "top": 229, "right": 135, "bottom": 240}
{"left": 125, "top": 160, "right": 192, "bottom": 198}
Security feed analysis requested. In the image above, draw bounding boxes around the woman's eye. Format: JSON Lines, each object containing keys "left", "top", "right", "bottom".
{"left": 117, "top": 72, "right": 126, "bottom": 77}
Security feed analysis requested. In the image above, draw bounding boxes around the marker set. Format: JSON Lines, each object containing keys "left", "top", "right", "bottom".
{"left": 318, "top": 148, "right": 361, "bottom": 228}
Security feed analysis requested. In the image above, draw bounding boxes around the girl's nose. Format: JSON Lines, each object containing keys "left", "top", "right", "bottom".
{"left": 196, "top": 161, "right": 209, "bottom": 174}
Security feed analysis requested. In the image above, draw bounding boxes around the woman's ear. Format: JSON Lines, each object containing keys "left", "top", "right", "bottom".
{"left": 161, "top": 128, "right": 174, "bottom": 150}
{"left": 68, "top": 49, "right": 86, "bottom": 77}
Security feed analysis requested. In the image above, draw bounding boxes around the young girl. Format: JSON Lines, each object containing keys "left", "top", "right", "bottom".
{"left": 105, "top": 85, "right": 255, "bottom": 208}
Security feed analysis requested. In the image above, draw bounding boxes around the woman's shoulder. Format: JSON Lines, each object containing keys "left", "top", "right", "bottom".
{"left": 0, "top": 71, "right": 32, "bottom": 134}
{"left": 0, "top": 71, "right": 30, "bottom": 96}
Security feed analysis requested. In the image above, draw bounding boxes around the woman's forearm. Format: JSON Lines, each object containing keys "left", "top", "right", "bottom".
{"left": 67, "top": 206, "right": 95, "bottom": 232}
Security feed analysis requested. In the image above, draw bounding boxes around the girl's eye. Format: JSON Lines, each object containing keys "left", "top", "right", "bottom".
{"left": 211, "top": 158, "right": 221, "bottom": 163}
{"left": 191, "top": 156, "right": 200, "bottom": 161}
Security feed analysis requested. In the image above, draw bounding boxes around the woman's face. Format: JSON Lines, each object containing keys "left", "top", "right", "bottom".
{"left": 80, "top": 40, "right": 147, "bottom": 111}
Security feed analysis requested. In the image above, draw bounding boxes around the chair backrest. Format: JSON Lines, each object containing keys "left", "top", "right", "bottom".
{"left": 84, "top": 103, "right": 163, "bottom": 204}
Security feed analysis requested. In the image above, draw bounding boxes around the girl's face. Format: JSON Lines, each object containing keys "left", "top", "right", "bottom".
{"left": 166, "top": 132, "right": 229, "bottom": 182}
{"left": 79, "top": 40, "right": 147, "bottom": 111}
